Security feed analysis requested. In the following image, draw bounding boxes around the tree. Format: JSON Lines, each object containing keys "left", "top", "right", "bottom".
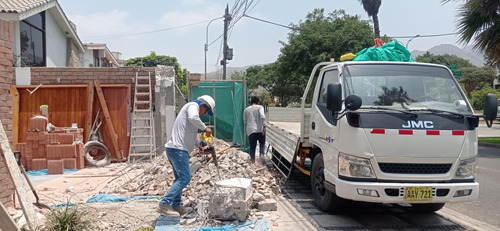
{"left": 416, "top": 52, "right": 474, "bottom": 68}
{"left": 275, "top": 9, "right": 374, "bottom": 105}
{"left": 443, "top": 0, "right": 500, "bottom": 67}
{"left": 460, "top": 65, "right": 497, "bottom": 97}
{"left": 360, "top": 0, "right": 382, "bottom": 38}
{"left": 125, "top": 51, "right": 188, "bottom": 96}
{"left": 245, "top": 63, "right": 283, "bottom": 103}
{"left": 416, "top": 52, "right": 496, "bottom": 97}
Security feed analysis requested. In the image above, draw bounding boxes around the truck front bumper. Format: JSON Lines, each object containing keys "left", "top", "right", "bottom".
{"left": 333, "top": 179, "right": 479, "bottom": 204}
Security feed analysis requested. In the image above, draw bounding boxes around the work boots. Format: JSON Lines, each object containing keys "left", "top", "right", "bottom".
{"left": 174, "top": 206, "right": 193, "bottom": 215}
{"left": 157, "top": 204, "right": 180, "bottom": 217}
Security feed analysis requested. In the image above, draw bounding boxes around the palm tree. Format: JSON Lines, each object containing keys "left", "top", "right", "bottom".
{"left": 443, "top": 0, "right": 500, "bottom": 67}
{"left": 360, "top": 0, "right": 382, "bottom": 38}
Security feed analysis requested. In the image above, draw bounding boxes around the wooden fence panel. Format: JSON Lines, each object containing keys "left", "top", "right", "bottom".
{"left": 11, "top": 84, "right": 130, "bottom": 160}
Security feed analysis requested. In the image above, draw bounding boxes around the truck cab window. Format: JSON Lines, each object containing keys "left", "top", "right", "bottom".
{"left": 343, "top": 64, "right": 472, "bottom": 114}
{"left": 317, "top": 69, "right": 339, "bottom": 125}
{"left": 318, "top": 69, "right": 339, "bottom": 105}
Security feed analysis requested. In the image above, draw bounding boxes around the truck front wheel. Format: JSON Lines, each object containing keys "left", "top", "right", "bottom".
{"left": 311, "top": 153, "right": 344, "bottom": 212}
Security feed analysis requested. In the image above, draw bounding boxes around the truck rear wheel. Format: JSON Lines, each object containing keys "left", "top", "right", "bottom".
{"left": 411, "top": 203, "right": 445, "bottom": 212}
{"left": 311, "top": 153, "right": 344, "bottom": 212}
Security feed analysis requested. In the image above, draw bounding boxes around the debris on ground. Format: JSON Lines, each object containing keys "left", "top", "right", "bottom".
{"left": 7, "top": 137, "right": 285, "bottom": 230}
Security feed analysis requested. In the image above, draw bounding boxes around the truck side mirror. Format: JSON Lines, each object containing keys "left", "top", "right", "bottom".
{"left": 345, "top": 95, "right": 362, "bottom": 111}
{"left": 326, "top": 83, "right": 342, "bottom": 112}
{"left": 483, "top": 93, "right": 498, "bottom": 128}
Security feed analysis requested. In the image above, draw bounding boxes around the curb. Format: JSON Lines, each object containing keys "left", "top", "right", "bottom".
{"left": 478, "top": 142, "right": 500, "bottom": 149}
{"left": 438, "top": 207, "right": 500, "bottom": 231}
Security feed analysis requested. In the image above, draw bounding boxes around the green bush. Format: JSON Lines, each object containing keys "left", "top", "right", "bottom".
{"left": 470, "top": 87, "right": 500, "bottom": 110}
{"left": 41, "top": 203, "right": 94, "bottom": 231}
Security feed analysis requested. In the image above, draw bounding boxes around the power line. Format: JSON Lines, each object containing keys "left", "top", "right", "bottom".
{"left": 243, "top": 14, "right": 459, "bottom": 39}
{"left": 81, "top": 18, "right": 219, "bottom": 40}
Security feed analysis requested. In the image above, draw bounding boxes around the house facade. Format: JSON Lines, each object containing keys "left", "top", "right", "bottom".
{"left": 83, "top": 43, "right": 122, "bottom": 67}
{"left": 0, "top": 0, "right": 85, "bottom": 68}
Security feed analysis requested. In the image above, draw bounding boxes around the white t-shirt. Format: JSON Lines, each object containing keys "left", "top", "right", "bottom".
{"left": 165, "top": 102, "right": 207, "bottom": 152}
{"left": 243, "top": 104, "right": 266, "bottom": 135}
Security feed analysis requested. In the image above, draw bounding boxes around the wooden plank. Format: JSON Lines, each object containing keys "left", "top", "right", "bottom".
{"left": 85, "top": 81, "right": 94, "bottom": 143}
{"left": 0, "top": 201, "right": 19, "bottom": 231}
{"left": 0, "top": 120, "right": 40, "bottom": 229}
{"left": 94, "top": 80, "right": 123, "bottom": 160}
{"left": 10, "top": 86, "right": 19, "bottom": 148}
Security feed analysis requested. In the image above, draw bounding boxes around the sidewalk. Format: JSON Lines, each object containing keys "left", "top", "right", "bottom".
{"left": 270, "top": 195, "right": 317, "bottom": 230}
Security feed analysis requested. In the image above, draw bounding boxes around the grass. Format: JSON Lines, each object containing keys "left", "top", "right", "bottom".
{"left": 478, "top": 137, "right": 500, "bottom": 145}
{"left": 41, "top": 202, "right": 94, "bottom": 231}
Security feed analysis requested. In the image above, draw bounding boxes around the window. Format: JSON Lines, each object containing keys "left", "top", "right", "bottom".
{"left": 317, "top": 69, "right": 339, "bottom": 105}
{"left": 316, "top": 69, "right": 339, "bottom": 125}
{"left": 20, "top": 12, "right": 46, "bottom": 66}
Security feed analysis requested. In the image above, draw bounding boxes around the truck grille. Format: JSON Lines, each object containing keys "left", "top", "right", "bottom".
{"left": 378, "top": 163, "right": 452, "bottom": 174}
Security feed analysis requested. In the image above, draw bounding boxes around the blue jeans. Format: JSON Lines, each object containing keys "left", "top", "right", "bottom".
{"left": 159, "top": 148, "right": 191, "bottom": 210}
{"left": 249, "top": 132, "right": 265, "bottom": 162}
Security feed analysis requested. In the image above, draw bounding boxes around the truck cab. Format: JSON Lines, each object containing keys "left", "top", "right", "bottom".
{"left": 301, "top": 61, "right": 498, "bottom": 212}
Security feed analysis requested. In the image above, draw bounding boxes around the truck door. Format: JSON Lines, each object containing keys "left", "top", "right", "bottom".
{"left": 310, "top": 68, "right": 341, "bottom": 165}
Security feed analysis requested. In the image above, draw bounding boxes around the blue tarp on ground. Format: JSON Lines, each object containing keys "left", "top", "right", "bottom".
{"left": 154, "top": 216, "right": 269, "bottom": 231}
{"left": 25, "top": 169, "right": 79, "bottom": 186}
{"left": 26, "top": 169, "right": 79, "bottom": 176}
{"left": 86, "top": 193, "right": 158, "bottom": 203}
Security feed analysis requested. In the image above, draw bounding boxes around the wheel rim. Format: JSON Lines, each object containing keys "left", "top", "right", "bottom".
{"left": 313, "top": 166, "right": 326, "bottom": 196}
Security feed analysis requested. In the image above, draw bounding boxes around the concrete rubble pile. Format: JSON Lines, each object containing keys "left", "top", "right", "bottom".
{"left": 98, "top": 137, "right": 282, "bottom": 227}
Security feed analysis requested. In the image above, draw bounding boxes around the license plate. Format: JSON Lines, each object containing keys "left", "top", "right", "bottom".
{"left": 405, "top": 186, "right": 432, "bottom": 201}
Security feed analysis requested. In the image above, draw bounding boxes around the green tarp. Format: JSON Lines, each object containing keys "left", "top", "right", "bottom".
{"left": 353, "top": 41, "right": 414, "bottom": 62}
{"left": 191, "top": 81, "right": 247, "bottom": 147}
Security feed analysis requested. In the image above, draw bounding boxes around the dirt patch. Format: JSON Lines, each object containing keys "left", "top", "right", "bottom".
{"left": 10, "top": 138, "right": 286, "bottom": 230}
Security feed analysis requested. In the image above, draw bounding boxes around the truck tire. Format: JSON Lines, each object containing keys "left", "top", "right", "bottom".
{"left": 411, "top": 203, "right": 445, "bottom": 212}
{"left": 311, "top": 153, "right": 344, "bottom": 212}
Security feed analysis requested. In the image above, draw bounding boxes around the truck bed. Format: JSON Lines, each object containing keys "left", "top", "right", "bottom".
{"left": 266, "top": 121, "right": 301, "bottom": 164}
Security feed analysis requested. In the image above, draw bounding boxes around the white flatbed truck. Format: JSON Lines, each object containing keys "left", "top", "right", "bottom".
{"left": 266, "top": 61, "right": 498, "bottom": 212}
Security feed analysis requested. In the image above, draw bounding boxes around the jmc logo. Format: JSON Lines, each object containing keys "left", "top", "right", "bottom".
{"left": 402, "top": 121, "right": 434, "bottom": 129}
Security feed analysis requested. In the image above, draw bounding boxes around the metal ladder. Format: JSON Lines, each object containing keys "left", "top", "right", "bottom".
{"left": 128, "top": 71, "right": 155, "bottom": 162}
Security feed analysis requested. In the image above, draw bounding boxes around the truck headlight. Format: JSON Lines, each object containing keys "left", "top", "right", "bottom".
{"left": 339, "top": 153, "right": 375, "bottom": 178}
{"left": 454, "top": 157, "right": 477, "bottom": 179}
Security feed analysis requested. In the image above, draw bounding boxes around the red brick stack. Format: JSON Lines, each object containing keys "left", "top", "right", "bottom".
{"left": 16, "top": 116, "right": 85, "bottom": 174}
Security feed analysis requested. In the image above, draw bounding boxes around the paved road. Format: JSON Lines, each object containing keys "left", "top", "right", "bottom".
{"left": 478, "top": 121, "right": 500, "bottom": 137}
{"left": 281, "top": 170, "right": 466, "bottom": 230}
{"left": 443, "top": 145, "right": 500, "bottom": 230}
{"left": 276, "top": 144, "right": 500, "bottom": 231}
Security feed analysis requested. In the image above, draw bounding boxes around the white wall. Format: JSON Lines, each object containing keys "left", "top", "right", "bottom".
{"left": 82, "top": 51, "right": 94, "bottom": 67}
{"left": 45, "top": 11, "right": 67, "bottom": 67}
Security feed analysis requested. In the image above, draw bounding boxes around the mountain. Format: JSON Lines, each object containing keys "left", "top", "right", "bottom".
{"left": 411, "top": 44, "right": 485, "bottom": 66}
{"left": 203, "top": 65, "right": 259, "bottom": 80}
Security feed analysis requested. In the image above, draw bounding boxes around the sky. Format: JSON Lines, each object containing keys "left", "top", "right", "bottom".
{"left": 58, "top": 0, "right": 465, "bottom": 75}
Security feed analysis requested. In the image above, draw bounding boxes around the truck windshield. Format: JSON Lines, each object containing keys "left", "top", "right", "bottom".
{"left": 342, "top": 63, "right": 472, "bottom": 114}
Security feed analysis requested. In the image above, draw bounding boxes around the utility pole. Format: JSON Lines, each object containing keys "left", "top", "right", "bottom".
{"left": 222, "top": 5, "right": 232, "bottom": 80}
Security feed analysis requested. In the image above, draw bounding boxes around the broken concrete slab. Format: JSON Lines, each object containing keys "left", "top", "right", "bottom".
{"left": 215, "top": 178, "right": 252, "bottom": 201}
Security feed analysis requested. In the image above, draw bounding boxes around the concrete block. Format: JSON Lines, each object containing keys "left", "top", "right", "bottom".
{"left": 215, "top": 178, "right": 253, "bottom": 201}
{"left": 208, "top": 193, "right": 251, "bottom": 221}
{"left": 257, "top": 199, "right": 278, "bottom": 211}
{"left": 32, "top": 158, "right": 47, "bottom": 170}
{"left": 62, "top": 158, "right": 77, "bottom": 169}
{"left": 76, "top": 156, "right": 85, "bottom": 169}
{"left": 46, "top": 145, "right": 61, "bottom": 160}
{"left": 60, "top": 144, "right": 76, "bottom": 158}
{"left": 47, "top": 160, "right": 64, "bottom": 174}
